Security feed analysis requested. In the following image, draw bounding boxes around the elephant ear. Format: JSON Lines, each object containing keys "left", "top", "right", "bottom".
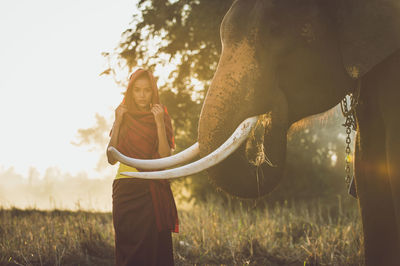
{"left": 335, "top": 0, "right": 400, "bottom": 79}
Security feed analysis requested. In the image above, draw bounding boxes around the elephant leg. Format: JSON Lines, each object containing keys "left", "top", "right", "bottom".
{"left": 355, "top": 113, "right": 400, "bottom": 266}
{"left": 355, "top": 50, "right": 400, "bottom": 266}
{"left": 376, "top": 50, "right": 400, "bottom": 248}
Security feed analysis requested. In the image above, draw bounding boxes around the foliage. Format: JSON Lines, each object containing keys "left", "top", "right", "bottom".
{"left": 0, "top": 198, "right": 363, "bottom": 265}
{"left": 118, "top": 0, "right": 233, "bottom": 85}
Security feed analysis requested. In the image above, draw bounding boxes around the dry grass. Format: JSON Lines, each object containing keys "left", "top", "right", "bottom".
{"left": 0, "top": 197, "right": 363, "bottom": 265}
{"left": 0, "top": 209, "right": 114, "bottom": 266}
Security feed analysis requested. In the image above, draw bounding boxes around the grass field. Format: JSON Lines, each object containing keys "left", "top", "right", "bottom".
{"left": 0, "top": 197, "right": 363, "bottom": 265}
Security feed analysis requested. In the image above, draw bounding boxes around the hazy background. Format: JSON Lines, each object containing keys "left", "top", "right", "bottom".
{"left": 0, "top": 0, "right": 141, "bottom": 210}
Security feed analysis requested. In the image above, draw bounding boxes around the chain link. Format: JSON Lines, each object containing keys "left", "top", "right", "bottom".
{"left": 340, "top": 81, "right": 360, "bottom": 190}
{"left": 343, "top": 114, "right": 353, "bottom": 187}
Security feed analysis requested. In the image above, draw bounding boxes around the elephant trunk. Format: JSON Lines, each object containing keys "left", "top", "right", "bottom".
{"left": 198, "top": 40, "right": 288, "bottom": 198}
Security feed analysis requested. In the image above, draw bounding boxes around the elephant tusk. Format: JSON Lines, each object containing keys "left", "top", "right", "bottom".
{"left": 120, "top": 116, "right": 259, "bottom": 179}
{"left": 107, "top": 143, "right": 199, "bottom": 170}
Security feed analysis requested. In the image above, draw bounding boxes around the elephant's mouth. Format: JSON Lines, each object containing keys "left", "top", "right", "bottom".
{"left": 244, "top": 113, "right": 276, "bottom": 168}
{"left": 107, "top": 115, "right": 268, "bottom": 179}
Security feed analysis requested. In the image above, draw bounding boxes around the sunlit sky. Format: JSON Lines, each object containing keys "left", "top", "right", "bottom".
{"left": 0, "top": 0, "right": 142, "bottom": 178}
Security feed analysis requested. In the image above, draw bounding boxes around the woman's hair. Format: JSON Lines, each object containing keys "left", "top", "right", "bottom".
{"left": 124, "top": 68, "right": 160, "bottom": 113}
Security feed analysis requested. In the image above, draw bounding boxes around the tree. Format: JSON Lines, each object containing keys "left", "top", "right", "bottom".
{"left": 103, "top": 0, "right": 234, "bottom": 145}
{"left": 119, "top": 0, "right": 233, "bottom": 84}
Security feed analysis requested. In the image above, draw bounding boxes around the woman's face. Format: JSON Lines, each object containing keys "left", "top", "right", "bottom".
{"left": 132, "top": 76, "right": 153, "bottom": 111}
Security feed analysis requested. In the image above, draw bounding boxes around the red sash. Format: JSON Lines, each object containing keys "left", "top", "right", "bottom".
{"left": 116, "top": 109, "right": 178, "bottom": 233}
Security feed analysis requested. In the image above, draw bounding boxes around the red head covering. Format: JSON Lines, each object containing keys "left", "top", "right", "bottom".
{"left": 117, "top": 68, "right": 175, "bottom": 159}
{"left": 115, "top": 68, "right": 178, "bottom": 233}
{"left": 124, "top": 68, "right": 160, "bottom": 113}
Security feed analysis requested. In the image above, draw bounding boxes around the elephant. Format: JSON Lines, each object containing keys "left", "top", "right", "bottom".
{"left": 108, "top": 0, "right": 400, "bottom": 264}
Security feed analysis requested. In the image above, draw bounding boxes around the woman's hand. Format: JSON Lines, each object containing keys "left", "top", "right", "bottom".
{"left": 151, "top": 104, "right": 165, "bottom": 126}
{"left": 115, "top": 104, "right": 128, "bottom": 123}
{"left": 151, "top": 104, "right": 171, "bottom": 157}
{"left": 108, "top": 103, "right": 127, "bottom": 165}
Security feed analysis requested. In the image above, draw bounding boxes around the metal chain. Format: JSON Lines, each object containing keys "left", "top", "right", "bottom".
{"left": 340, "top": 81, "right": 360, "bottom": 189}
{"left": 343, "top": 109, "right": 354, "bottom": 187}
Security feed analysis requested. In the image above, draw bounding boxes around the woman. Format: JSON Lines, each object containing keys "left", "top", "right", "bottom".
{"left": 107, "top": 68, "right": 179, "bottom": 266}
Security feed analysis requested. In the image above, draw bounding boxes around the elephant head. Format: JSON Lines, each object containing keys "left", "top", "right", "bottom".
{"left": 196, "top": 0, "right": 358, "bottom": 198}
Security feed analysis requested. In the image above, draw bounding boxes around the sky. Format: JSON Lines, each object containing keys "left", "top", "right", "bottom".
{"left": 0, "top": 0, "right": 140, "bottom": 179}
